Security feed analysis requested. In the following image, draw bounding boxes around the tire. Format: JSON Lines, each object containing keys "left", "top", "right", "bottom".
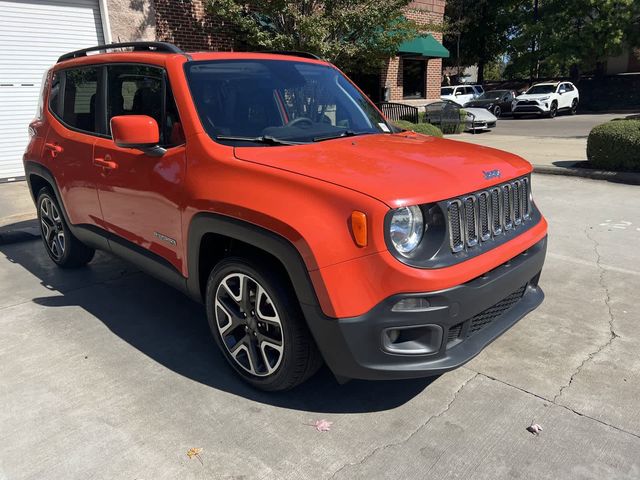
{"left": 570, "top": 99, "right": 578, "bottom": 115}
{"left": 547, "top": 102, "right": 558, "bottom": 118}
{"left": 205, "top": 256, "right": 323, "bottom": 391}
{"left": 493, "top": 106, "right": 502, "bottom": 118}
{"left": 36, "top": 188, "right": 95, "bottom": 268}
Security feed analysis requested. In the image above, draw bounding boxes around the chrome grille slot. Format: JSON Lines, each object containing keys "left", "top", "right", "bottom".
{"left": 448, "top": 200, "right": 464, "bottom": 253}
{"left": 490, "top": 187, "right": 502, "bottom": 235}
{"left": 503, "top": 184, "right": 513, "bottom": 230}
{"left": 513, "top": 180, "right": 522, "bottom": 225}
{"left": 521, "top": 177, "right": 530, "bottom": 218}
{"left": 446, "top": 176, "right": 533, "bottom": 253}
{"left": 477, "top": 192, "right": 491, "bottom": 241}
{"left": 463, "top": 196, "right": 478, "bottom": 247}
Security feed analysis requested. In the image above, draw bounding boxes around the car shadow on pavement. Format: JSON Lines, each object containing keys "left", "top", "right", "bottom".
{"left": 0, "top": 232, "right": 435, "bottom": 414}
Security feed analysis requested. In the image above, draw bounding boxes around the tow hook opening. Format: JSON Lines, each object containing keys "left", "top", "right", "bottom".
{"left": 382, "top": 325, "right": 442, "bottom": 355}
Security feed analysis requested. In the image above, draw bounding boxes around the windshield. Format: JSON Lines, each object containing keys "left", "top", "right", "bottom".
{"left": 526, "top": 85, "right": 556, "bottom": 95}
{"left": 478, "top": 90, "right": 508, "bottom": 100}
{"left": 185, "top": 60, "right": 391, "bottom": 145}
{"left": 441, "top": 87, "right": 454, "bottom": 95}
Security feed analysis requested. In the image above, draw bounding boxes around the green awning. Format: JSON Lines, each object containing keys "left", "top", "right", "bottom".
{"left": 398, "top": 34, "right": 449, "bottom": 58}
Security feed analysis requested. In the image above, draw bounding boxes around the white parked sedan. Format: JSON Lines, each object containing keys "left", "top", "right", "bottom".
{"left": 463, "top": 107, "right": 497, "bottom": 132}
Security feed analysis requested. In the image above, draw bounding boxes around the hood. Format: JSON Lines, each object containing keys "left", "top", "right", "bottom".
{"left": 517, "top": 93, "right": 552, "bottom": 101}
{"left": 233, "top": 133, "right": 532, "bottom": 207}
{"left": 463, "top": 108, "right": 498, "bottom": 121}
{"left": 465, "top": 99, "right": 496, "bottom": 107}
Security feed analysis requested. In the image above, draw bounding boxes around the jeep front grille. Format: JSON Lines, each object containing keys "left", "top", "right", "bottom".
{"left": 446, "top": 176, "right": 531, "bottom": 253}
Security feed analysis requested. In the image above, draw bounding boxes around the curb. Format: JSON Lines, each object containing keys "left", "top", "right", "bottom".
{"left": 533, "top": 164, "right": 640, "bottom": 186}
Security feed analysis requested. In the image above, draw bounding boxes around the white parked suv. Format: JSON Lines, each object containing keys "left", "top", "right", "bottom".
{"left": 440, "top": 85, "right": 484, "bottom": 106}
{"left": 513, "top": 82, "right": 579, "bottom": 118}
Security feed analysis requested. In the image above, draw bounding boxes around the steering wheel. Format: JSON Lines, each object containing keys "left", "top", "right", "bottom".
{"left": 287, "top": 117, "right": 314, "bottom": 128}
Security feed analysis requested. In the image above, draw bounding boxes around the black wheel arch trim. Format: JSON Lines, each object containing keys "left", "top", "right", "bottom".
{"left": 186, "top": 212, "right": 321, "bottom": 308}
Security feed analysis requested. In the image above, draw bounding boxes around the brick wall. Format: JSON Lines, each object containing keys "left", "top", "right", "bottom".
{"left": 154, "top": 0, "right": 233, "bottom": 51}
{"left": 382, "top": 0, "right": 446, "bottom": 102}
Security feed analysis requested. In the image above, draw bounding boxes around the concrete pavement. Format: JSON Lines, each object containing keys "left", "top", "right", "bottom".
{"left": 0, "top": 181, "right": 35, "bottom": 228}
{"left": 1, "top": 174, "right": 639, "bottom": 479}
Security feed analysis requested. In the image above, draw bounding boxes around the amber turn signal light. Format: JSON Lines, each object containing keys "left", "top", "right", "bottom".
{"left": 351, "top": 211, "right": 367, "bottom": 247}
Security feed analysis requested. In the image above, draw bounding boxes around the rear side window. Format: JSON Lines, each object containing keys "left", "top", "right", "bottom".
{"left": 61, "top": 67, "right": 99, "bottom": 133}
{"left": 49, "top": 72, "right": 62, "bottom": 117}
{"left": 106, "top": 64, "right": 184, "bottom": 147}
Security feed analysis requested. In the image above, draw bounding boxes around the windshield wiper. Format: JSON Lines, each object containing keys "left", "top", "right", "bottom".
{"left": 215, "top": 135, "right": 306, "bottom": 146}
{"left": 313, "top": 130, "right": 364, "bottom": 142}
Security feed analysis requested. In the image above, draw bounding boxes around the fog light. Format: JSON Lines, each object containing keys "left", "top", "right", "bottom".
{"left": 391, "top": 297, "right": 431, "bottom": 312}
{"left": 387, "top": 329, "right": 400, "bottom": 343}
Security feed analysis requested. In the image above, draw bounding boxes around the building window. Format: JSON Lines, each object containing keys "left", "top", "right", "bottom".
{"left": 402, "top": 59, "right": 425, "bottom": 99}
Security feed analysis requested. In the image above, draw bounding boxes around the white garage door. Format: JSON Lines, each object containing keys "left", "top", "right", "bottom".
{"left": 0, "top": 0, "right": 106, "bottom": 180}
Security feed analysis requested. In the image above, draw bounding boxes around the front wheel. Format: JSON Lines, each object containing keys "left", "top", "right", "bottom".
{"left": 547, "top": 102, "right": 558, "bottom": 118}
{"left": 205, "top": 257, "right": 322, "bottom": 391}
{"left": 493, "top": 106, "right": 502, "bottom": 118}
{"left": 37, "top": 188, "right": 95, "bottom": 268}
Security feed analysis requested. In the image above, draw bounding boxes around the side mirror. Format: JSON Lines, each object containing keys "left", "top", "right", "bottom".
{"left": 110, "top": 115, "right": 166, "bottom": 157}
{"left": 455, "top": 91, "right": 462, "bottom": 95}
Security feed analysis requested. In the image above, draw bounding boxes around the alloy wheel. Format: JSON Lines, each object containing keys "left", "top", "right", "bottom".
{"left": 494, "top": 106, "right": 502, "bottom": 118}
{"left": 40, "top": 197, "right": 65, "bottom": 261}
{"left": 214, "top": 273, "right": 284, "bottom": 377}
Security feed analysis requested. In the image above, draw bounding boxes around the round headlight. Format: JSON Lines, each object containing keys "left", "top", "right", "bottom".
{"left": 389, "top": 205, "right": 424, "bottom": 256}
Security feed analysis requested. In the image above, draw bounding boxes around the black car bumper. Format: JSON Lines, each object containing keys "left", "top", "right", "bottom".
{"left": 513, "top": 105, "right": 546, "bottom": 114}
{"left": 303, "top": 237, "right": 547, "bottom": 381}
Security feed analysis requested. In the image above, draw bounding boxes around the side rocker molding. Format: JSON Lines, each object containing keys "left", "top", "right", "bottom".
{"left": 23, "top": 160, "right": 188, "bottom": 294}
{"left": 186, "top": 213, "right": 320, "bottom": 309}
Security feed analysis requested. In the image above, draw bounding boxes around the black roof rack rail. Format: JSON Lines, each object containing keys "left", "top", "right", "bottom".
{"left": 261, "top": 50, "right": 322, "bottom": 60}
{"left": 57, "top": 41, "right": 188, "bottom": 63}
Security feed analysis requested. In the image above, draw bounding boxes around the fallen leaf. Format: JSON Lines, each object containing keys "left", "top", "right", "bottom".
{"left": 526, "top": 423, "right": 543, "bottom": 435}
{"left": 187, "top": 447, "right": 203, "bottom": 464}
{"left": 310, "top": 419, "right": 333, "bottom": 432}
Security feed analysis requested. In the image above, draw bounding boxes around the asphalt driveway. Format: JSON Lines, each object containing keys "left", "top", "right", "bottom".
{"left": 1, "top": 174, "right": 639, "bottom": 479}
{"left": 493, "top": 112, "right": 630, "bottom": 138}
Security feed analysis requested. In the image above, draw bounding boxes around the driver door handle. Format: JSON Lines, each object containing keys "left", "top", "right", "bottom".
{"left": 93, "top": 157, "right": 118, "bottom": 170}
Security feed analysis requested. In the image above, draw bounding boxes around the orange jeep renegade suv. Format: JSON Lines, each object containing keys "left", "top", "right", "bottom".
{"left": 24, "top": 42, "right": 547, "bottom": 391}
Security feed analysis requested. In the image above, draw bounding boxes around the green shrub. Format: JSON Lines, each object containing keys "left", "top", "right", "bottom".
{"left": 392, "top": 120, "right": 443, "bottom": 137}
{"left": 587, "top": 120, "right": 640, "bottom": 171}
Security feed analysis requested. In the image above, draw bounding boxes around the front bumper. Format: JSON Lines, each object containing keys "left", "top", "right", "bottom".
{"left": 303, "top": 236, "right": 546, "bottom": 380}
{"left": 513, "top": 103, "right": 549, "bottom": 114}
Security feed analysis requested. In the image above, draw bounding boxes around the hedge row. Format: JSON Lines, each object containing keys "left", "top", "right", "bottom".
{"left": 392, "top": 120, "right": 444, "bottom": 137}
{"left": 587, "top": 120, "right": 640, "bottom": 171}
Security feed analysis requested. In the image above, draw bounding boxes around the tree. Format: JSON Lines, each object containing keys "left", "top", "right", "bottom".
{"left": 205, "top": 0, "right": 422, "bottom": 74}
{"left": 542, "top": 0, "right": 640, "bottom": 80}
{"left": 443, "top": 0, "right": 514, "bottom": 84}
{"left": 504, "top": 0, "right": 640, "bottom": 81}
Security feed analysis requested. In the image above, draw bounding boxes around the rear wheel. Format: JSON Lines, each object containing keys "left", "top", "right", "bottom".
{"left": 570, "top": 98, "right": 579, "bottom": 115}
{"left": 205, "top": 257, "right": 322, "bottom": 391}
{"left": 37, "top": 188, "right": 95, "bottom": 268}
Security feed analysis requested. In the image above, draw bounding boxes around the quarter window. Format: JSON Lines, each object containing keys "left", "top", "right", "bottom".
{"left": 57, "top": 66, "right": 100, "bottom": 133}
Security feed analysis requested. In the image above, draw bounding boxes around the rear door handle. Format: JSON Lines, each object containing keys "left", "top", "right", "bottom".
{"left": 44, "top": 143, "right": 63, "bottom": 157}
{"left": 93, "top": 157, "right": 118, "bottom": 170}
